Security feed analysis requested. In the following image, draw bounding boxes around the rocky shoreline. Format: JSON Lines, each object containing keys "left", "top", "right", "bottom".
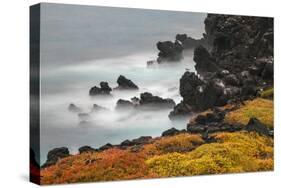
{"left": 41, "top": 14, "right": 274, "bottom": 170}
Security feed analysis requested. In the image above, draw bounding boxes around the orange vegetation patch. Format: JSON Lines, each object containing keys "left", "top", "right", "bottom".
{"left": 41, "top": 148, "right": 157, "bottom": 184}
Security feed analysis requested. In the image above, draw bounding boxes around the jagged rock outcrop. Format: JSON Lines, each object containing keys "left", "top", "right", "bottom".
{"left": 156, "top": 41, "right": 183, "bottom": 63}
{"left": 186, "top": 110, "right": 243, "bottom": 134}
{"left": 89, "top": 82, "right": 112, "bottom": 96}
{"left": 42, "top": 147, "right": 70, "bottom": 168}
{"left": 176, "top": 34, "right": 208, "bottom": 49}
{"left": 116, "top": 75, "right": 139, "bottom": 90}
{"left": 170, "top": 15, "right": 273, "bottom": 119}
{"left": 139, "top": 92, "right": 175, "bottom": 109}
{"left": 193, "top": 45, "right": 219, "bottom": 73}
{"left": 204, "top": 14, "right": 273, "bottom": 73}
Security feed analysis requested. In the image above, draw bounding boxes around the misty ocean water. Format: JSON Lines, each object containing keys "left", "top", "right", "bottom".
{"left": 39, "top": 3, "right": 206, "bottom": 164}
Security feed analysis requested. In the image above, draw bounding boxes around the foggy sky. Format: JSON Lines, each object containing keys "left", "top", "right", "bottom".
{"left": 40, "top": 3, "right": 206, "bottom": 69}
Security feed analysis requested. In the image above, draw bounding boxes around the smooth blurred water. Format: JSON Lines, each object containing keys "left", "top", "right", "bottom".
{"left": 39, "top": 3, "right": 205, "bottom": 164}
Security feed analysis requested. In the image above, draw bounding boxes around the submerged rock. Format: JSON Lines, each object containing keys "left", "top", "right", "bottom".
{"left": 42, "top": 147, "right": 70, "bottom": 168}
{"left": 68, "top": 103, "right": 82, "bottom": 113}
{"left": 116, "top": 75, "right": 139, "bottom": 90}
{"left": 78, "top": 113, "right": 90, "bottom": 121}
{"left": 92, "top": 104, "right": 109, "bottom": 112}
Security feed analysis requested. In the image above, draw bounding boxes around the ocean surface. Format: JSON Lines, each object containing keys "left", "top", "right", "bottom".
{"left": 39, "top": 3, "right": 206, "bottom": 164}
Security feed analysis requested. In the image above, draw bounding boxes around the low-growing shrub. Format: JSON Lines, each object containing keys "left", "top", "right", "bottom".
{"left": 225, "top": 98, "right": 273, "bottom": 129}
{"left": 146, "top": 132, "right": 273, "bottom": 177}
{"left": 154, "top": 133, "right": 204, "bottom": 153}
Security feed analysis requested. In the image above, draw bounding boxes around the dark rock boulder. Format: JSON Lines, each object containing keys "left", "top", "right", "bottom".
{"left": 161, "top": 127, "right": 181, "bottom": 137}
{"left": 223, "top": 74, "right": 240, "bottom": 86}
{"left": 116, "top": 99, "right": 134, "bottom": 110}
{"left": 116, "top": 75, "right": 139, "bottom": 90}
{"left": 194, "top": 112, "right": 225, "bottom": 125}
{"left": 157, "top": 41, "right": 183, "bottom": 63}
{"left": 187, "top": 122, "right": 243, "bottom": 134}
{"left": 176, "top": 34, "right": 208, "bottom": 49}
{"left": 139, "top": 92, "right": 175, "bottom": 109}
{"left": 78, "top": 146, "right": 96, "bottom": 154}
{"left": 120, "top": 136, "right": 152, "bottom": 148}
{"left": 168, "top": 101, "right": 193, "bottom": 120}
{"left": 244, "top": 118, "right": 272, "bottom": 137}
{"left": 131, "top": 97, "right": 140, "bottom": 105}
{"left": 179, "top": 71, "right": 228, "bottom": 111}
{"left": 68, "top": 103, "right": 82, "bottom": 113}
{"left": 241, "top": 79, "right": 258, "bottom": 97}
{"left": 179, "top": 71, "right": 204, "bottom": 101}
{"left": 89, "top": 82, "right": 112, "bottom": 96}
{"left": 42, "top": 147, "right": 70, "bottom": 168}
{"left": 131, "top": 136, "right": 152, "bottom": 145}
{"left": 261, "top": 61, "right": 273, "bottom": 80}
{"left": 120, "top": 139, "right": 134, "bottom": 147}
{"left": 99, "top": 143, "right": 113, "bottom": 151}
{"left": 193, "top": 45, "right": 219, "bottom": 73}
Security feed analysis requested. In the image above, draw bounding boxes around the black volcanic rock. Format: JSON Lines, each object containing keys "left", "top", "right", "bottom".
{"left": 131, "top": 136, "right": 152, "bottom": 145}
{"left": 116, "top": 75, "right": 139, "bottom": 90}
{"left": 161, "top": 127, "right": 181, "bottom": 137}
{"left": 245, "top": 118, "right": 272, "bottom": 137}
{"left": 157, "top": 41, "right": 183, "bottom": 63}
{"left": 99, "top": 143, "right": 113, "bottom": 151}
{"left": 89, "top": 82, "right": 112, "bottom": 96}
{"left": 78, "top": 146, "right": 96, "bottom": 154}
{"left": 176, "top": 34, "right": 208, "bottom": 49}
{"left": 42, "top": 147, "right": 70, "bottom": 168}
{"left": 193, "top": 45, "right": 219, "bottom": 73}
{"left": 169, "top": 101, "right": 193, "bottom": 120}
{"left": 120, "top": 139, "right": 134, "bottom": 147}
{"left": 139, "top": 92, "right": 175, "bottom": 109}
{"left": 223, "top": 74, "right": 240, "bottom": 86}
